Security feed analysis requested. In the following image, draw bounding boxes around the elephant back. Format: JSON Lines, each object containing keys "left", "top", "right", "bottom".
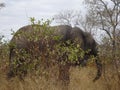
{"left": 52, "top": 25, "right": 72, "bottom": 42}
{"left": 70, "top": 27, "right": 85, "bottom": 49}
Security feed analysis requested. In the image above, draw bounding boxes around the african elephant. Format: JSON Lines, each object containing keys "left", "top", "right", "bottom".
{"left": 7, "top": 24, "right": 102, "bottom": 89}
{"left": 70, "top": 27, "right": 102, "bottom": 81}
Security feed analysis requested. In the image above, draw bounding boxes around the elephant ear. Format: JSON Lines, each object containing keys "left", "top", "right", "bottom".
{"left": 52, "top": 25, "right": 72, "bottom": 41}
{"left": 83, "top": 32, "right": 94, "bottom": 48}
{"left": 70, "top": 27, "right": 85, "bottom": 49}
{"left": 83, "top": 32, "right": 98, "bottom": 55}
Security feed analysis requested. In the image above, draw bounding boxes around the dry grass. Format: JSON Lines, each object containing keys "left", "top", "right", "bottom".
{"left": 69, "top": 66, "right": 118, "bottom": 90}
{"left": 0, "top": 64, "right": 120, "bottom": 90}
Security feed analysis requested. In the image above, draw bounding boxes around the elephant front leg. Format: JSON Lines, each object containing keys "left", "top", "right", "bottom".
{"left": 58, "top": 64, "right": 70, "bottom": 90}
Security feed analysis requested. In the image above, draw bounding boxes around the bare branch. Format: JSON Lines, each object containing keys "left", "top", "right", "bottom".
{"left": 0, "top": 3, "right": 5, "bottom": 9}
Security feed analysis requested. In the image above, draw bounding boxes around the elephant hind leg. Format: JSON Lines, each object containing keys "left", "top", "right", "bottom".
{"left": 58, "top": 64, "right": 70, "bottom": 90}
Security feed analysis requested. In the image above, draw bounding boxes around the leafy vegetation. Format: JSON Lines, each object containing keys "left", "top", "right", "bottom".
{"left": 0, "top": 0, "right": 120, "bottom": 89}
{"left": 6, "top": 18, "right": 90, "bottom": 80}
{"left": 0, "top": 17, "right": 120, "bottom": 89}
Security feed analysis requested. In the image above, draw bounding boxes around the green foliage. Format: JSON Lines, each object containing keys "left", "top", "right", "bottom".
{"left": 0, "top": 35, "right": 4, "bottom": 45}
{"left": 52, "top": 40, "right": 85, "bottom": 64}
{"left": 0, "top": 35, "right": 9, "bottom": 70}
{"left": 8, "top": 18, "right": 89, "bottom": 78}
{"left": 8, "top": 18, "right": 55, "bottom": 77}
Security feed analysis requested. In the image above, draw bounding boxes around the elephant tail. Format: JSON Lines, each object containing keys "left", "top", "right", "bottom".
{"left": 93, "top": 57, "right": 102, "bottom": 82}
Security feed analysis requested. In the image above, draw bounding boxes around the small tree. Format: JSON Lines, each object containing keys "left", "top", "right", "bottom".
{"left": 84, "top": 0, "right": 120, "bottom": 84}
{"left": 84, "top": 0, "right": 120, "bottom": 51}
{"left": 54, "top": 10, "right": 81, "bottom": 26}
{"left": 54, "top": 10, "right": 97, "bottom": 36}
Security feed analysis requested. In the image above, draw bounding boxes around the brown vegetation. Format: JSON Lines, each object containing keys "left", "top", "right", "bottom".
{"left": 0, "top": 38, "right": 120, "bottom": 90}
{"left": 0, "top": 62, "right": 120, "bottom": 90}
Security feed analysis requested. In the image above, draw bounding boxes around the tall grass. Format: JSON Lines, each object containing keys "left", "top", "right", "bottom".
{"left": 0, "top": 64, "right": 120, "bottom": 90}
{"left": 0, "top": 20, "right": 120, "bottom": 89}
{"left": 0, "top": 42, "right": 120, "bottom": 90}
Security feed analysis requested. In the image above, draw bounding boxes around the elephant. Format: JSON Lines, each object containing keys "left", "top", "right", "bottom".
{"left": 7, "top": 24, "right": 102, "bottom": 89}
{"left": 70, "top": 27, "right": 102, "bottom": 81}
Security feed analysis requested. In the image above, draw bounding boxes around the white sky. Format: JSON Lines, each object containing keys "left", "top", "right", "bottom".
{"left": 0, "top": 0, "right": 84, "bottom": 40}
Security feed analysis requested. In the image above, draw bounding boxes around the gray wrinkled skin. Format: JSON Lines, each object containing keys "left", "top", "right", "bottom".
{"left": 7, "top": 25, "right": 102, "bottom": 87}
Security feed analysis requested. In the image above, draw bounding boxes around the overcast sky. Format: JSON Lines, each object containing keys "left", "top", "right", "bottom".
{"left": 0, "top": 0, "right": 84, "bottom": 40}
